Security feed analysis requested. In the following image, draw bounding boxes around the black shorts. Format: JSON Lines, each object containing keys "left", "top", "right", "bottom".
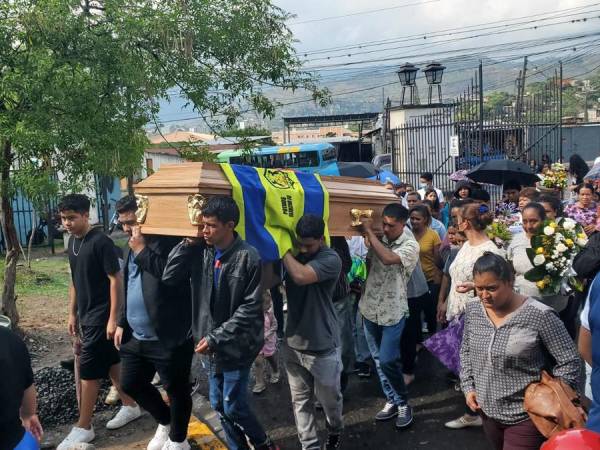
{"left": 79, "top": 325, "right": 120, "bottom": 380}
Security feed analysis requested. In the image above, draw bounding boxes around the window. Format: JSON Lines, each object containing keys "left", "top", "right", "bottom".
{"left": 322, "top": 147, "right": 337, "bottom": 161}
{"left": 146, "top": 158, "right": 154, "bottom": 174}
{"left": 296, "top": 151, "right": 319, "bottom": 167}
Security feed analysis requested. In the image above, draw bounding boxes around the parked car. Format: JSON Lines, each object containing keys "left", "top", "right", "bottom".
{"left": 372, "top": 153, "right": 391, "bottom": 169}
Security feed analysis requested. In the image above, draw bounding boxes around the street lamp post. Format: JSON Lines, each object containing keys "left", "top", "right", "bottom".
{"left": 397, "top": 63, "right": 419, "bottom": 105}
{"left": 423, "top": 62, "right": 446, "bottom": 104}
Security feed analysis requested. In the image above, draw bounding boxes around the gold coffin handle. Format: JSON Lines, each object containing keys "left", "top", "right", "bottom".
{"left": 188, "top": 194, "right": 207, "bottom": 226}
{"left": 135, "top": 194, "right": 149, "bottom": 224}
{"left": 350, "top": 208, "right": 374, "bottom": 227}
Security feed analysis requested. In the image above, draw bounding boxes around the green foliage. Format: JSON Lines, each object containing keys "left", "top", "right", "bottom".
{"left": 0, "top": 0, "right": 327, "bottom": 198}
{"left": 0, "top": 257, "right": 70, "bottom": 299}
{"left": 178, "top": 144, "right": 218, "bottom": 163}
{"left": 484, "top": 91, "right": 515, "bottom": 116}
{"left": 562, "top": 85, "right": 585, "bottom": 117}
{"left": 220, "top": 126, "right": 272, "bottom": 137}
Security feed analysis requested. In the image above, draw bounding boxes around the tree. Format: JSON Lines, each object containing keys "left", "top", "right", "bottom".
{"left": 0, "top": 0, "right": 327, "bottom": 326}
{"left": 220, "top": 126, "right": 272, "bottom": 137}
{"left": 483, "top": 91, "right": 515, "bottom": 117}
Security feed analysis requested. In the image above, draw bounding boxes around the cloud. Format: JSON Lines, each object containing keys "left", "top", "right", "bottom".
{"left": 275, "top": 0, "right": 597, "bottom": 57}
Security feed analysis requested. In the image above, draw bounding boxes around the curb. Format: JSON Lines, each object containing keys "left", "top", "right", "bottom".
{"left": 190, "top": 394, "right": 227, "bottom": 449}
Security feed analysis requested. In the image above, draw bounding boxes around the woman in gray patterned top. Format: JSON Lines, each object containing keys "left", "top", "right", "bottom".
{"left": 460, "top": 252, "right": 581, "bottom": 450}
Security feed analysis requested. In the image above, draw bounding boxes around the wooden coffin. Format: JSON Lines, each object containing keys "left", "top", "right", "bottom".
{"left": 134, "top": 162, "right": 398, "bottom": 237}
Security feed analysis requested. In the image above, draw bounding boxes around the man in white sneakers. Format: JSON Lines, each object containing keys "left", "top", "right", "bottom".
{"left": 57, "top": 194, "right": 141, "bottom": 450}
{"left": 114, "top": 195, "right": 195, "bottom": 450}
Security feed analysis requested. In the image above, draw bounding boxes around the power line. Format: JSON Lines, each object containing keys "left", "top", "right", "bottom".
{"left": 301, "top": 12, "right": 600, "bottom": 64}
{"left": 295, "top": 1, "right": 600, "bottom": 55}
{"left": 287, "top": 0, "right": 440, "bottom": 25}
{"left": 315, "top": 39, "right": 600, "bottom": 85}
{"left": 162, "top": 38, "right": 600, "bottom": 113}
{"left": 159, "top": 46, "right": 600, "bottom": 126}
{"left": 303, "top": 31, "right": 600, "bottom": 70}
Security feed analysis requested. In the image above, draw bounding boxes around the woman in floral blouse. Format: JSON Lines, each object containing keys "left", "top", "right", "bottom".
{"left": 564, "top": 183, "right": 598, "bottom": 236}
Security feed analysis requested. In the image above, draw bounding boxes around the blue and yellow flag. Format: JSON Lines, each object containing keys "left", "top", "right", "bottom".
{"left": 221, "top": 164, "right": 330, "bottom": 261}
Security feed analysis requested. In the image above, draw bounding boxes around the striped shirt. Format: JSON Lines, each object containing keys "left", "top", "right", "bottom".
{"left": 460, "top": 297, "right": 581, "bottom": 424}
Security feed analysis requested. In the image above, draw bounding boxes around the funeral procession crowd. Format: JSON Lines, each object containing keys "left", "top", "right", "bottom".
{"left": 7, "top": 155, "right": 600, "bottom": 450}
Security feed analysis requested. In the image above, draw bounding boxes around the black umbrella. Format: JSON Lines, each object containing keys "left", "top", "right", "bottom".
{"left": 466, "top": 159, "right": 539, "bottom": 186}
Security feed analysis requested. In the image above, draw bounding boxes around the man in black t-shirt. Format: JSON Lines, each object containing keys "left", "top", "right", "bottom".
{"left": 0, "top": 326, "right": 43, "bottom": 449}
{"left": 57, "top": 194, "right": 140, "bottom": 450}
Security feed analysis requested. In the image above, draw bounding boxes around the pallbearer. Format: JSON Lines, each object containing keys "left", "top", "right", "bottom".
{"left": 282, "top": 215, "right": 344, "bottom": 450}
{"left": 163, "top": 196, "right": 279, "bottom": 450}
{"left": 113, "top": 196, "right": 193, "bottom": 450}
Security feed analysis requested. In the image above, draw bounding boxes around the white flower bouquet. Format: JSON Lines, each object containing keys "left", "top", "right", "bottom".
{"left": 524, "top": 217, "right": 588, "bottom": 295}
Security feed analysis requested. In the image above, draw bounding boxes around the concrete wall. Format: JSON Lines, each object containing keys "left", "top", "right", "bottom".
{"left": 142, "top": 151, "right": 184, "bottom": 178}
{"left": 562, "top": 124, "right": 600, "bottom": 163}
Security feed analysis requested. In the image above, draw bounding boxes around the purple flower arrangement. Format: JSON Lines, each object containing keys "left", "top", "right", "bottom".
{"left": 564, "top": 203, "right": 597, "bottom": 227}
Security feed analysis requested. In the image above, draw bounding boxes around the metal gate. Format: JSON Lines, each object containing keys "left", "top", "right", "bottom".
{"left": 389, "top": 63, "right": 563, "bottom": 193}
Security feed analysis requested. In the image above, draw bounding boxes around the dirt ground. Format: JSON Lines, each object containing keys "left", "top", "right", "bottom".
{"left": 7, "top": 246, "right": 490, "bottom": 450}
{"left": 3, "top": 247, "right": 160, "bottom": 449}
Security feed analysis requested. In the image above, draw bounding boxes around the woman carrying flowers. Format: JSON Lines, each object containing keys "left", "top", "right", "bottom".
{"left": 564, "top": 183, "right": 598, "bottom": 236}
{"left": 507, "top": 203, "right": 568, "bottom": 313}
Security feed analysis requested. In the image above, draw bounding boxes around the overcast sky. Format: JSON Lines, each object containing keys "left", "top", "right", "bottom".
{"left": 274, "top": 0, "right": 599, "bottom": 70}
{"left": 156, "top": 1, "right": 600, "bottom": 126}
{"left": 277, "top": 0, "right": 594, "bottom": 50}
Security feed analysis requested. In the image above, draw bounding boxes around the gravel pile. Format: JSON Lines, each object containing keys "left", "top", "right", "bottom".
{"left": 35, "top": 367, "right": 116, "bottom": 427}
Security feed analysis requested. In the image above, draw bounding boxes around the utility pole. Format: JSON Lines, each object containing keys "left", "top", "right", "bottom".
{"left": 559, "top": 61, "right": 563, "bottom": 161}
{"left": 515, "top": 56, "right": 528, "bottom": 121}
{"left": 478, "top": 61, "right": 484, "bottom": 157}
{"left": 582, "top": 79, "right": 593, "bottom": 123}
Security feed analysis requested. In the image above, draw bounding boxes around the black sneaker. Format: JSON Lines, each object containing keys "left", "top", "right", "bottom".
{"left": 356, "top": 362, "right": 371, "bottom": 378}
{"left": 60, "top": 358, "right": 75, "bottom": 373}
{"left": 375, "top": 401, "right": 398, "bottom": 421}
{"left": 322, "top": 433, "right": 342, "bottom": 450}
{"left": 446, "top": 371, "right": 459, "bottom": 384}
{"left": 395, "top": 404, "right": 413, "bottom": 429}
{"left": 255, "top": 438, "right": 280, "bottom": 450}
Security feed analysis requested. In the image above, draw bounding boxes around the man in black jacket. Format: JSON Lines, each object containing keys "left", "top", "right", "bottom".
{"left": 163, "top": 196, "right": 278, "bottom": 450}
{"left": 113, "top": 196, "right": 193, "bottom": 450}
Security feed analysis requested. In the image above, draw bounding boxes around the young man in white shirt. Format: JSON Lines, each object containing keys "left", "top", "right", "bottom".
{"left": 417, "top": 172, "right": 445, "bottom": 205}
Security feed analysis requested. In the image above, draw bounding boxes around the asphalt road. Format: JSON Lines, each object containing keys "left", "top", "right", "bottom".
{"left": 249, "top": 350, "right": 490, "bottom": 450}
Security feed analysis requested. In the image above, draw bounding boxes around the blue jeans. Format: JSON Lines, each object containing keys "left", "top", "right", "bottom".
{"left": 363, "top": 317, "right": 408, "bottom": 405}
{"left": 352, "top": 295, "right": 371, "bottom": 364}
{"left": 588, "top": 399, "right": 600, "bottom": 433}
{"left": 14, "top": 431, "right": 39, "bottom": 450}
{"left": 208, "top": 365, "right": 268, "bottom": 450}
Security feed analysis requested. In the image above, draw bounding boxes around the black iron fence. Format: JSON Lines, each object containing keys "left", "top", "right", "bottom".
{"left": 0, "top": 192, "right": 60, "bottom": 253}
{"left": 389, "top": 63, "right": 563, "bottom": 194}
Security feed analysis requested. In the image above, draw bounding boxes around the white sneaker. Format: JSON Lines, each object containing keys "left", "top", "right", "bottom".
{"left": 148, "top": 424, "right": 170, "bottom": 450}
{"left": 253, "top": 380, "right": 266, "bottom": 394}
{"left": 104, "top": 386, "right": 120, "bottom": 405}
{"left": 269, "top": 370, "right": 281, "bottom": 384}
{"left": 162, "top": 438, "right": 191, "bottom": 450}
{"left": 56, "top": 426, "right": 95, "bottom": 450}
{"left": 444, "top": 414, "right": 483, "bottom": 429}
{"left": 106, "top": 405, "right": 142, "bottom": 429}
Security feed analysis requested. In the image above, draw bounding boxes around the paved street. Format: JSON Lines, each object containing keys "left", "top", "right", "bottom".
{"left": 247, "top": 350, "right": 489, "bottom": 450}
